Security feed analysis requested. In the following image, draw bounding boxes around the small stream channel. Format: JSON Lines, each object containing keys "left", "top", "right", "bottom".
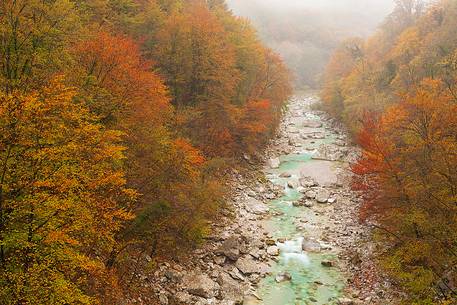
{"left": 246, "top": 97, "right": 347, "bottom": 305}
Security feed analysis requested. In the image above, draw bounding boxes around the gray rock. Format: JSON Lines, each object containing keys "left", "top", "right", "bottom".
{"left": 316, "top": 189, "right": 330, "bottom": 203}
{"left": 299, "top": 177, "right": 318, "bottom": 187}
{"left": 217, "top": 273, "right": 244, "bottom": 304}
{"left": 275, "top": 272, "right": 292, "bottom": 283}
{"left": 229, "top": 267, "right": 245, "bottom": 281}
{"left": 184, "top": 273, "right": 220, "bottom": 298}
{"left": 216, "top": 237, "right": 241, "bottom": 261}
{"left": 266, "top": 246, "right": 280, "bottom": 256}
{"left": 235, "top": 256, "right": 270, "bottom": 275}
{"left": 164, "top": 269, "right": 182, "bottom": 283}
{"left": 302, "top": 120, "right": 323, "bottom": 128}
{"left": 321, "top": 260, "right": 335, "bottom": 267}
{"left": 337, "top": 298, "right": 355, "bottom": 305}
{"left": 173, "top": 291, "right": 193, "bottom": 304}
{"left": 287, "top": 181, "right": 298, "bottom": 189}
{"left": 302, "top": 238, "right": 321, "bottom": 252}
{"left": 245, "top": 198, "right": 269, "bottom": 215}
{"left": 305, "top": 190, "right": 317, "bottom": 199}
{"left": 328, "top": 197, "right": 337, "bottom": 204}
{"left": 279, "top": 172, "right": 292, "bottom": 178}
{"left": 268, "top": 157, "right": 280, "bottom": 169}
{"left": 159, "top": 291, "right": 168, "bottom": 305}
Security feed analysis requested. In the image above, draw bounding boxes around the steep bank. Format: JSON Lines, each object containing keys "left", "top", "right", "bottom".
{"left": 140, "top": 95, "right": 395, "bottom": 305}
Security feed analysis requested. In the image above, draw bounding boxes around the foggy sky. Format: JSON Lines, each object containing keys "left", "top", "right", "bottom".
{"left": 226, "top": 0, "right": 395, "bottom": 37}
{"left": 225, "top": 0, "right": 396, "bottom": 88}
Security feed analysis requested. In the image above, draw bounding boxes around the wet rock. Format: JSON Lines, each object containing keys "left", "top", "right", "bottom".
{"left": 292, "top": 201, "right": 302, "bottom": 207}
{"left": 268, "top": 157, "right": 280, "bottom": 169}
{"left": 316, "top": 189, "right": 330, "bottom": 203}
{"left": 184, "top": 273, "right": 220, "bottom": 298}
{"left": 266, "top": 246, "right": 280, "bottom": 256}
{"left": 302, "top": 238, "right": 321, "bottom": 252}
{"left": 216, "top": 237, "right": 241, "bottom": 261}
{"left": 279, "top": 172, "right": 292, "bottom": 178}
{"left": 321, "top": 260, "right": 335, "bottom": 267}
{"left": 287, "top": 181, "right": 298, "bottom": 189}
{"left": 275, "top": 272, "right": 292, "bottom": 283}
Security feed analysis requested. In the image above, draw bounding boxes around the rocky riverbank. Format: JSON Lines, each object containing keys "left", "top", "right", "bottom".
{"left": 131, "top": 96, "right": 397, "bottom": 305}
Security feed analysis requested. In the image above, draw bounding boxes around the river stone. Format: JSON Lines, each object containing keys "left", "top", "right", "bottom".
{"left": 184, "top": 273, "right": 220, "bottom": 298}
{"left": 337, "top": 298, "right": 355, "bottom": 305}
{"left": 265, "top": 239, "right": 276, "bottom": 246}
{"left": 287, "top": 181, "right": 298, "bottom": 189}
{"left": 279, "top": 172, "right": 292, "bottom": 178}
{"left": 302, "top": 238, "right": 321, "bottom": 252}
{"left": 299, "top": 177, "right": 318, "bottom": 187}
{"left": 321, "top": 260, "right": 335, "bottom": 267}
{"left": 266, "top": 245, "right": 280, "bottom": 256}
{"left": 275, "top": 272, "right": 292, "bottom": 283}
{"left": 316, "top": 189, "right": 330, "bottom": 203}
{"left": 245, "top": 198, "right": 269, "bottom": 215}
{"left": 303, "top": 200, "right": 314, "bottom": 208}
{"left": 302, "top": 120, "right": 323, "bottom": 128}
{"left": 217, "top": 273, "right": 244, "bottom": 304}
{"left": 235, "top": 256, "right": 270, "bottom": 275}
{"left": 268, "top": 157, "right": 280, "bottom": 169}
{"left": 216, "top": 236, "right": 241, "bottom": 261}
{"left": 305, "top": 190, "right": 317, "bottom": 199}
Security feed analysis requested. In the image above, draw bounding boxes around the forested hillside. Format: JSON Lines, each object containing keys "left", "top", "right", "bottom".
{"left": 0, "top": 0, "right": 291, "bottom": 303}
{"left": 321, "top": 0, "right": 457, "bottom": 303}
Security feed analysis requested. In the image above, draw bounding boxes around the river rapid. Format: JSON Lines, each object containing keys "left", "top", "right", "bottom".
{"left": 141, "top": 96, "right": 394, "bottom": 305}
{"left": 243, "top": 96, "right": 354, "bottom": 305}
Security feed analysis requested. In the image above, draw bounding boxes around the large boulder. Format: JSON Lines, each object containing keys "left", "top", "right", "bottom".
{"left": 216, "top": 236, "right": 241, "bottom": 261}
{"left": 184, "top": 273, "right": 220, "bottom": 298}
{"left": 235, "top": 256, "right": 270, "bottom": 275}
{"left": 217, "top": 273, "right": 244, "bottom": 304}
{"left": 301, "top": 238, "right": 321, "bottom": 252}
{"left": 245, "top": 198, "right": 269, "bottom": 215}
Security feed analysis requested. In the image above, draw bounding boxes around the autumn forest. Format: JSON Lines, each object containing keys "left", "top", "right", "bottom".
{"left": 0, "top": 0, "right": 456, "bottom": 304}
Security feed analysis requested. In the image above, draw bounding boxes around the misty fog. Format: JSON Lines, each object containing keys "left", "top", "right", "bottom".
{"left": 226, "top": 0, "right": 395, "bottom": 88}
